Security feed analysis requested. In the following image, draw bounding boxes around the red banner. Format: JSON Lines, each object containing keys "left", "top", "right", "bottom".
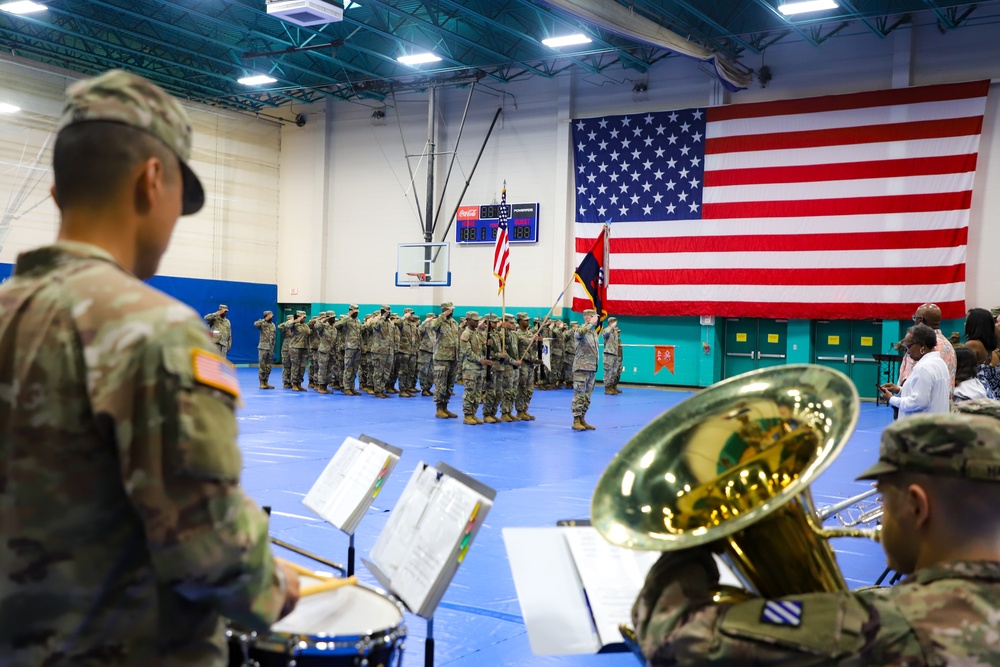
{"left": 654, "top": 345, "right": 675, "bottom": 375}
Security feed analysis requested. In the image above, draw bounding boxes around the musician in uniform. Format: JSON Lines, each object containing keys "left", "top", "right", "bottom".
{"left": 0, "top": 70, "right": 298, "bottom": 666}
{"left": 633, "top": 411, "right": 1000, "bottom": 666}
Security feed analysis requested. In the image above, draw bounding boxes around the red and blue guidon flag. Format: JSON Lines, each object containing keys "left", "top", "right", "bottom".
{"left": 574, "top": 226, "right": 608, "bottom": 332}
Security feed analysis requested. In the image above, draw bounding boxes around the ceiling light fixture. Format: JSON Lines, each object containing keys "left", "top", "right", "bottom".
{"left": 397, "top": 52, "right": 441, "bottom": 66}
{"left": 778, "top": 0, "right": 838, "bottom": 16}
{"left": 542, "top": 34, "right": 592, "bottom": 48}
{"left": 0, "top": 1, "right": 47, "bottom": 14}
{"left": 0, "top": 102, "right": 21, "bottom": 113}
{"left": 237, "top": 74, "right": 277, "bottom": 85}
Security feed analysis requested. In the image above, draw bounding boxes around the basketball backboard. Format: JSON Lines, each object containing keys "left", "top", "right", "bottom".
{"left": 395, "top": 242, "right": 451, "bottom": 287}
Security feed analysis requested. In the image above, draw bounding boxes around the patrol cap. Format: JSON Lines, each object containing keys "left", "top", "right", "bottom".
{"left": 404, "top": 308, "right": 414, "bottom": 314}
{"left": 286, "top": 314, "right": 294, "bottom": 320}
{"left": 58, "top": 70, "right": 205, "bottom": 215}
{"left": 954, "top": 399, "right": 1000, "bottom": 420}
{"left": 856, "top": 412, "right": 1000, "bottom": 482}
{"left": 425, "top": 313, "right": 435, "bottom": 319}
{"left": 219, "top": 304, "right": 228, "bottom": 311}
{"left": 263, "top": 310, "right": 273, "bottom": 316}
{"left": 503, "top": 314, "right": 515, "bottom": 323}
{"left": 465, "top": 311, "right": 480, "bottom": 320}
{"left": 381, "top": 304, "right": 391, "bottom": 311}
{"left": 583, "top": 309, "right": 597, "bottom": 316}
{"left": 608, "top": 317, "right": 618, "bottom": 324}
{"left": 441, "top": 301, "right": 454, "bottom": 310}
{"left": 349, "top": 304, "right": 359, "bottom": 312}
{"left": 517, "top": 312, "right": 529, "bottom": 321}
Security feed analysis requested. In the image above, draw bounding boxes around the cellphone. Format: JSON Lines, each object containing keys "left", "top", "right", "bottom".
{"left": 875, "top": 383, "right": 886, "bottom": 392}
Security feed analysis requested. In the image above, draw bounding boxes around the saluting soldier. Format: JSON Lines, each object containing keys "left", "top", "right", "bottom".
{"left": 313, "top": 311, "right": 337, "bottom": 394}
{"left": 571, "top": 309, "right": 600, "bottom": 431}
{"left": 385, "top": 312, "right": 401, "bottom": 394}
{"left": 418, "top": 312, "right": 436, "bottom": 396}
{"left": 328, "top": 310, "right": 343, "bottom": 391}
{"left": 278, "top": 313, "right": 295, "bottom": 388}
{"left": 514, "top": 313, "right": 540, "bottom": 421}
{"left": 287, "top": 310, "right": 311, "bottom": 391}
{"left": 204, "top": 304, "right": 232, "bottom": 358}
{"left": 397, "top": 308, "right": 419, "bottom": 397}
{"left": 603, "top": 316, "right": 622, "bottom": 394}
{"left": 363, "top": 305, "right": 393, "bottom": 398}
{"left": 254, "top": 309, "right": 276, "bottom": 389}
{"left": 432, "top": 301, "right": 461, "bottom": 418}
{"left": 335, "top": 304, "right": 362, "bottom": 395}
{"left": 459, "top": 312, "right": 492, "bottom": 425}
{"left": 306, "top": 314, "right": 321, "bottom": 388}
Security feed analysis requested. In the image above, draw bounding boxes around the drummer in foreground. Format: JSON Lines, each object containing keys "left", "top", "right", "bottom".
{"left": 0, "top": 70, "right": 298, "bottom": 666}
{"left": 633, "top": 412, "right": 1000, "bottom": 665}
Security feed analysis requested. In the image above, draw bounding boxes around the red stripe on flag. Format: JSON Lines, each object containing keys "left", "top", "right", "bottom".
{"left": 576, "top": 227, "right": 968, "bottom": 254}
{"left": 574, "top": 297, "right": 968, "bottom": 321}
{"left": 706, "top": 117, "right": 984, "bottom": 154}
{"left": 706, "top": 80, "right": 990, "bottom": 123}
{"left": 612, "top": 264, "right": 965, "bottom": 286}
{"left": 704, "top": 154, "right": 979, "bottom": 187}
{"left": 702, "top": 191, "right": 973, "bottom": 219}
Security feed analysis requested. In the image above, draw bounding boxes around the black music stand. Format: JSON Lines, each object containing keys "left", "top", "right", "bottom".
{"left": 872, "top": 353, "right": 903, "bottom": 406}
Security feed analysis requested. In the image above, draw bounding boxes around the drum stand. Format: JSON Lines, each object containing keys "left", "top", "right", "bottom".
{"left": 425, "top": 616, "right": 435, "bottom": 667}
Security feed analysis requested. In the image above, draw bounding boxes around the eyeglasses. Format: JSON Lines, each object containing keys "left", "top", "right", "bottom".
{"left": 911, "top": 315, "right": 924, "bottom": 322}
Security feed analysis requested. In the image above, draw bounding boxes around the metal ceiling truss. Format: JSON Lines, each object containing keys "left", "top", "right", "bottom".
{"left": 0, "top": 0, "right": 996, "bottom": 112}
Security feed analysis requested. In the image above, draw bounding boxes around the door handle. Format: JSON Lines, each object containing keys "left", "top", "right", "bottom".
{"left": 726, "top": 352, "right": 754, "bottom": 358}
{"left": 758, "top": 353, "right": 786, "bottom": 359}
{"left": 851, "top": 355, "right": 877, "bottom": 363}
{"left": 817, "top": 355, "right": 848, "bottom": 362}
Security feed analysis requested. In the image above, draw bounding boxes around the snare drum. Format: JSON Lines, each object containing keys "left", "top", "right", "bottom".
{"left": 228, "top": 582, "right": 406, "bottom": 667}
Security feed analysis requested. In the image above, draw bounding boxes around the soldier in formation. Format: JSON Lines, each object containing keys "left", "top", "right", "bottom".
{"left": 459, "top": 311, "right": 492, "bottom": 424}
{"left": 278, "top": 313, "right": 295, "bottom": 388}
{"left": 571, "top": 309, "right": 600, "bottom": 431}
{"left": 417, "top": 312, "right": 436, "bottom": 395}
{"left": 204, "top": 303, "right": 232, "bottom": 358}
{"left": 335, "top": 304, "right": 362, "bottom": 395}
{"left": 255, "top": 309, "right": 276, "bottom": 389}
{"left": 432, "top": 301, "right": 461, "bottom": 419}
{"left": 603, "top": 316, "right": 623, "bottom": 394}
{"left": 515, "top": 312, "right": 541, "bottom": 420}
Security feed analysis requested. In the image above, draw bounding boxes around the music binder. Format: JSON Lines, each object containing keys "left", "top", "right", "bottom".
{"left": 503, "top": 525, "right": 741, "bottom": 655}
{"left": 364, "top": 461, "right": 495, "bottom": 619}
{"left": 302, "top": 434, "right": 402, "bottom": 535}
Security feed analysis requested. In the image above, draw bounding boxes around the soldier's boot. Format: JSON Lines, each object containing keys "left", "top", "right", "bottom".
{"left": 342, "top": 388, "right": 354, "bottom": 396}
{"left": 375, "top": 391, "right": 389, "bottom": 398}
{"left": 522, "top": 411, "right": 536, "bottom": 421}
{"left": 463, "top": 415, "right": 479, "bottom": 425}
{"left": 572, "top": 416, "right": 587, "bottom": 431}
{"left": 386, "top": 388, "right": 398, "bottom": 394}
{"left": 614, "top": 387, "right": 623, "bottom": 394}
{"left": 604, "top": 388, "right": 614, "bottom": 394}
{"left": 292, "top": 383, "right": 306, "bottom": 392}
{"left": 259, "top": 382, "right": 270, "bottom": 389}
{"left": 581, "top": 417, "right": 597, "bottom": 431}
{"left": 484, "top": 415, "right": 498, "bottom": 424}
{"left": 421, "top": 389, "right": 433, "bottom": 397}
{"left": 514, "top": 411, "right": 527, "bottom": 421}
{"left": 435, "top": 406, "right": 450, "bottom": 419}
{"left": 475, "top": 416, "right": 485, "bottom": 424}
{"left": 316, "top": 386, "right": 330, "bottom": 394}
{"left": 284, "top": 383, "right": 293, "bottom": 389}
{"left": 444, "top": 407, "right": 459, "bottom": 419}
{"left": 500, "top": 413, "right": 514, "bottom": 423}
{"left": 364, "top": 387, "right": 375, "bottom": 395}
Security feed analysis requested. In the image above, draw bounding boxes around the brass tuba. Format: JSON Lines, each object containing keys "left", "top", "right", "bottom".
{"left": 591, "top": 364, "right": 878, "bottom": 598}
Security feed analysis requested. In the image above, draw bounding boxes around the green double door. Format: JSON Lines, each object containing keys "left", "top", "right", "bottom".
{"left": 723, "top": 318, "right": 788, "bottom": 379}
{"left": 813, "top": 320, "right": 882, "bottom": 399}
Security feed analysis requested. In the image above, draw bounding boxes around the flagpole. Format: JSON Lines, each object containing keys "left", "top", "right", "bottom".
{"left": 519, "top": 274, "right": 575, "bottom": 361}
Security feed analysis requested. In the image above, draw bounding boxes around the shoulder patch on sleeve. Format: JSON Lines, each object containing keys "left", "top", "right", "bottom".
{"left": 192, "top": 348, "right": 241, "bottom": 399}
{"left": 762, "top": 600, "right": 803, "bottom": 626}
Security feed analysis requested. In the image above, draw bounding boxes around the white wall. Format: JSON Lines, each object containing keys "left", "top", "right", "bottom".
{"left": 283, "top": 19, "right": 1000, "bottom": 311}
{"left": 0, "top": 56, "right": 281, "bottom": 284}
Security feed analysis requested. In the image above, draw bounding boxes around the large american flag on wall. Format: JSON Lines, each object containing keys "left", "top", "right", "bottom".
{"left": 571, "top": 81, "right": 990, "bottom": 320}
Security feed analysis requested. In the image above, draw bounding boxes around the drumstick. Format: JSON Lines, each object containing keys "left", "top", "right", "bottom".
{"left": 277, "top": 558, "right": 335, "bottom": 580}
{"left": 301, "top": 575, "right": 358, "bottom": 597}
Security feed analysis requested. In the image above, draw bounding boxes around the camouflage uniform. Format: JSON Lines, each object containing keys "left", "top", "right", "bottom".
{"left": 459, "top": 312, "right": 489, "bottom": 423}
{"left": 335, "top": 305, "right": 362, "bottom": 394}
{"left": 498, "top": 315, "right": 521, "bottom": 421}
{"left": 432, "top": 302, "right": 462, "bottom": 416}
{"left": 278, "top": 314, "right": 295, "bottom": 388}
{"left": 548, "top": 322, "right": 565, "bottom": 389}
{"left": 204, "top": 304, "right": 232, "bottom": 358}
{"left": 0, "top": 71, "right": 286, "bottom": 667}
{"left": 314, "top": 312, "right": 336, "bottom": 393}
{"left": 363, "top": 306, "right": 393, "bottom": 398}
{"left": 603, "top": 317, "right": 622, "bottom": 394}
{"left": 306, "top": 315, "right": 321, "bottom": 387}
{"left": 481, "top": 317, "right": 502, "bottom": 420}
{"left": 254, "top": 310, "right": 276, "bottom": 388}
{"left": 328, "top": 313, "right": 343, "bottom": 390}
{"left": 634, "top": 412, "right": 1000, "bottom": 666}
{"left": 397, "top": 309, "right": 419, "bottom": 396}
{"left": 287, "top": 311, "right": 311, "bottom": 389}
{"left": 562, "top": 323, "right": 577, "bottom": 387}
{"left": 418, "top": 313, "right": 436, "bottom": 395}
{"left": 515, "top": 313, "right": 540, "bottom": 420}
{"left": 571, "top": 310, "right": 600, "bottom": 429}
{"left": 385, "top": 312, "right": 400, "bottom": 393}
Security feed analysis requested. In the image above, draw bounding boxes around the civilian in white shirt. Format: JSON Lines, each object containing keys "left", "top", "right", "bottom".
{"left": 879, "top": 324, "right": 951, "bottom": 418}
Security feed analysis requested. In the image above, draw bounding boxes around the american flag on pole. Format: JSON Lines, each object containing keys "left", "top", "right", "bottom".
{"left": 571, "top": 81, "right": 990, "bottom": 320}
{"left": 493, "top": 183, "right": 511, "bottom": 294}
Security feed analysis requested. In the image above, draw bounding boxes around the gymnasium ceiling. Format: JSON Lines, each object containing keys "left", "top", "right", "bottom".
{"left": 1, "top": 0, "right": 998, "bottom": 113}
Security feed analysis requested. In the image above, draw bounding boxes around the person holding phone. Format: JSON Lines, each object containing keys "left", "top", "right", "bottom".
{"left": 879, "top": 324, "right": 951, "bottom": 418}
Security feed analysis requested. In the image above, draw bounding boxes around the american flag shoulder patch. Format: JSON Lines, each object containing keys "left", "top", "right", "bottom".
{"left": 761, "top": 600, "right": 803, "bottom": 627}
{"left": 192, "top": 348, "right": 241, "bottom": 399}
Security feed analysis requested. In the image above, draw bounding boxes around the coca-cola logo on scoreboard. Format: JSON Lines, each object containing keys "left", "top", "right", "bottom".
{"left": 457, "top": 206, "right": 479, "bottom": 220}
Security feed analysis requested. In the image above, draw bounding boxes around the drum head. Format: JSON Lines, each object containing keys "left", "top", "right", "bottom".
{"left": 271, "top": 582, "right": 403, "bottom": 640}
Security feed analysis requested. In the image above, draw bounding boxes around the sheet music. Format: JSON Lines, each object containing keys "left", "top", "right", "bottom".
{"left": 369, "top": 462, "right": 490, "bottom": 616}
{"left": 302, "top": 436, "right": 397, "bottom": 533}
{"left": 563, "top": 527, "right": 660, "bottom": 647}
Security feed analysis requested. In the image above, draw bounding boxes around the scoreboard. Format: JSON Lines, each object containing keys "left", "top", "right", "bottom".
{"left": 455, "top": 202, "right": 539, "bottom": 244}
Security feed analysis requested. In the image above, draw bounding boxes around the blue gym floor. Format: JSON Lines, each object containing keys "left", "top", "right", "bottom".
{"left": 237, "top": 368, "right": 891, "bottom": 666}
